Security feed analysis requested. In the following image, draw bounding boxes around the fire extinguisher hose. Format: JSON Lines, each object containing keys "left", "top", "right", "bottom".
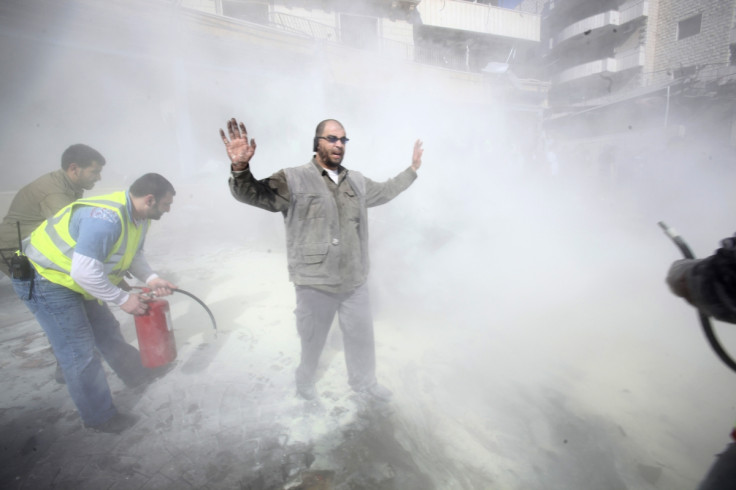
{"left": 174, "top": 288, "right": 218, "bottom": 334}
{"left": 658, "top": 221, "right": 736, "bottom": 373}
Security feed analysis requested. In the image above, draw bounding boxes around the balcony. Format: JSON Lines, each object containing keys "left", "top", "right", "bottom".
{"left": 554, "top": 46, "right": 645, "bottom": 84}
{"left": 417, "top": 0, "right": 540, "bottom": 42}
{"left": 269, "top": 11, "right": 337, "bottom": 41}
{"left": 179, "top": 0, "right": 541, "bottom": 74}
{"left": 552, "top": 0, "right": 648, "bottom": 48}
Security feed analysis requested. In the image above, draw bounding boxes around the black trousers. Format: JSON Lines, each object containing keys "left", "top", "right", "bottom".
{"left": 699, "top": 443, "right": 736, "bottom": 490}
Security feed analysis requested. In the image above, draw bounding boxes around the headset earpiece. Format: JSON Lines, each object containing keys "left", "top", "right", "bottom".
{"left": 313, "top": 137, "right": 319, "bottom": 152}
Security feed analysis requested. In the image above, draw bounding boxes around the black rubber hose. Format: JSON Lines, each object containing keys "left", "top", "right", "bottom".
{"left": 658, "top": 221, "right": 736, "bottom": 373}
{"left": 175, "top": 288, "right": 218, "bottom": 333}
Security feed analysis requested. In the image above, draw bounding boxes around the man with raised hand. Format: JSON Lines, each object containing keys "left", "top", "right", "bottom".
{"left": 222, "top": 117, "right": 423, "bottom": 401}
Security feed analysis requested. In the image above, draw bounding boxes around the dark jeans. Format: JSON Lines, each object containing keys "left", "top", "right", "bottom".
{"left": 699, "top": 443, "right": 736, "bottom": 490}
{"left": 294, "top": 283, "right": 377, "bottom": 391}
{"left": 12, "top": 275, "right": 148, "bottom": 426}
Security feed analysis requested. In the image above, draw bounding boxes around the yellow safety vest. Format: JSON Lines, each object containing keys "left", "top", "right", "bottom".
{"left": 24, "top": 191, "right": 149, "bottom": 298}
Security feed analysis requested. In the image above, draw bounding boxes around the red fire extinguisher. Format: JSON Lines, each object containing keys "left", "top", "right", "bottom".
{"left": 134, "top": 294, "right": 177, "bottom": 368}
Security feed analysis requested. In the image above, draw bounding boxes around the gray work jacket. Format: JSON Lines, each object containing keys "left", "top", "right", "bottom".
{"left": 283, "top": 162, "right": 367, "bottom": 285}
{"left": 229, "top": 158, "right": 417, "bottom": 289}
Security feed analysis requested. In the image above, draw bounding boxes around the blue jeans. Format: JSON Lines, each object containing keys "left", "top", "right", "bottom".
{"left": 12, "top": 274, "right": 148, "bottom": 426}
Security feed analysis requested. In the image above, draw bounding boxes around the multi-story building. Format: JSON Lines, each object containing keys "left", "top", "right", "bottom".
{"left": 541, "top": 0, "right": 736, "bottom": 147}
{"left": 183, "top": 0, "right": 546, "bottom": 97}
{"left": 0, "top": 0, "right": 551, "bottom": 186}
{"left": 179, "top": 0, "right": 551, "bottom": 168}
{"left": 183, "top": 1, "right": 541, "bottom": 68}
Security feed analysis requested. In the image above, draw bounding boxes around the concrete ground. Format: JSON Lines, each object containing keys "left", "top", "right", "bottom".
{"left": 0, "top": 225, "right": 729, "bottom": 490}
{"left": 0, "top": 248, "right": 432, "bottom": 490}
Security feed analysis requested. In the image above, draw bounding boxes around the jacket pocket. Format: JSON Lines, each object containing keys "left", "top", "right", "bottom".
{"left": 300, "top": 243, "right": 329, "bottom": 264}
{"left": 297, "top": 194, "right": 326, "bottom": 220}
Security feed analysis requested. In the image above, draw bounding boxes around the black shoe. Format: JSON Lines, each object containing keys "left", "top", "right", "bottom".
{"left": 86, "top": 413, "right": 139, "bottom": 434}
{"left": 54, "top": 363, "right": 66, "bottom": 384}
{"left": 355, "top": 383, "right": 392, "bottom": 401}
{"left": 296, "top": 383, "right": 317, "bottom": 401}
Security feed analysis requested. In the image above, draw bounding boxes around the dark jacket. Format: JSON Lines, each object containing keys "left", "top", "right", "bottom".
{"left": 688, "top": 235, "right": 736, "bottom": 323}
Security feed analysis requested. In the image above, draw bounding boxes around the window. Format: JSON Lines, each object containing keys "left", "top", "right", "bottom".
{"left": 677, "top": 13, "right": 702, "bottom": 40}
{"left": 222, "top": 1, "right": 269, "bottom": 25}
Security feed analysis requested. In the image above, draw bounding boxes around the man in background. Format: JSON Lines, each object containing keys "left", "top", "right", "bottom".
{"left": 0, "top": 143, "right": 105, "bottom": 275}
{"left": 0, "top": 144, "right": 105, "bottom": 384}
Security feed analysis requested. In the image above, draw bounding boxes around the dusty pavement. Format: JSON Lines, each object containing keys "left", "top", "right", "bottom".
{"left": 0, "top": 247, "right": 434, "bottom": 490}
{"left": 0, "top": 227, "right": 731, "bottom": 489}
{"left": 0, "top": 234, "right": 465, "bottom": 490}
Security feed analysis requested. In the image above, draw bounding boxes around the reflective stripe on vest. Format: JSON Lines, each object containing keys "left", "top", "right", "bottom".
{"left": 25, "top": 191, "right": 149, "bottom": 297}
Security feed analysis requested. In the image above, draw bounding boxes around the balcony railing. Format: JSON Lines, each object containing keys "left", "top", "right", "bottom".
{"left": 552, "top": 0, "right": 648, "bottom": 47}
{"left": 554, "top": 46, "right": 645, "bottom": 84}
{"left": 182, "top": 4, "right": 507, "bottom": 74}
{"left": 266, "top": 11, "right": 478, "bottom": 71}
{"left": 619, "top": 0, "right": 648, "bottom": 24}
{"left": 417, "top": 0, "right": 540, "bottom": 41}
{"left": 269, "top": 11, "right": 338, "bottom": 41}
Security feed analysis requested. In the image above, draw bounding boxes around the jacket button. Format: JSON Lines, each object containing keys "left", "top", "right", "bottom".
{"left": 331, "top": 238, "right": 339, "bottom": 245}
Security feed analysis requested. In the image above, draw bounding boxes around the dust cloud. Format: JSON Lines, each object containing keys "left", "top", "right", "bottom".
{"left": 1, "top": 1, "right": 734, "bottom": 488}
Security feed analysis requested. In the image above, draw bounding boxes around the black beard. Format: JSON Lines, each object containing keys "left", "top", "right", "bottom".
{"left": 317, "top": 146, "right": 342, "bottom": 168}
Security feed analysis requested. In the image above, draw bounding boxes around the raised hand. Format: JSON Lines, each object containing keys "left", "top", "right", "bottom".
{"left": 219, "top": 117, "right": 257, "bottom": 167}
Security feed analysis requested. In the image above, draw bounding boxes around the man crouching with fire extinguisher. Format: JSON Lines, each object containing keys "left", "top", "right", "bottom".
{"left": 10, "top": 173, "right": 177, "bottom": 434}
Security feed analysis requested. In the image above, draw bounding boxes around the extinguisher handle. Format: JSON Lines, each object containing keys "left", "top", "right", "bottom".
{"left": 131, "top": 285, "right": 217, "bottom": 333}
{"left": 132, "top": 286, "right": 156, "bottom": 301}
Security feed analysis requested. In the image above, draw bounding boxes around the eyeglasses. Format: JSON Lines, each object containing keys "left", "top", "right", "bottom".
{"left": 317, "top": 135, "right": 350, "bottom": 145}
